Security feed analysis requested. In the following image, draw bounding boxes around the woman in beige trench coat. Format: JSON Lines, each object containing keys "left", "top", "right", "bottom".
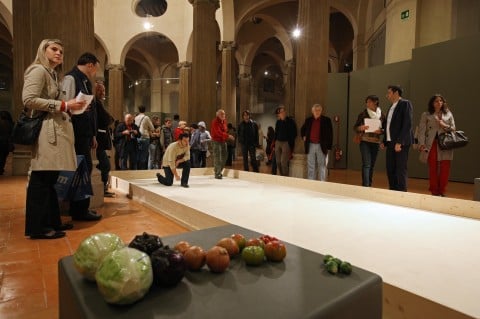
{"left": 22, "top": 39, "right": 86, "bottom": 239}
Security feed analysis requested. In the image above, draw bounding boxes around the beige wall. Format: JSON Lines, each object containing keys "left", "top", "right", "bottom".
{"left": 385, "top": 0, "right": 418, "bottom": 63}
{"left": 416, "top": 0, "right": 453, "bottom": 47}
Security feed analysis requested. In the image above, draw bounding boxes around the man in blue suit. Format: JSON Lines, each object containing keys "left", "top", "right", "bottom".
{"left": 383, "top": 85, "right": 414, "bottom": 191}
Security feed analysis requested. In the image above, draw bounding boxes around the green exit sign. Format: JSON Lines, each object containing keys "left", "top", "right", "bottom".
{"left": 401, "top": 10, "right": 410, "bottom": 20}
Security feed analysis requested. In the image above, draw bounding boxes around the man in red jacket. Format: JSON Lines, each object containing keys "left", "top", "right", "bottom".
{"left": 210, "top": 109, "right": 234, "bottom": 179}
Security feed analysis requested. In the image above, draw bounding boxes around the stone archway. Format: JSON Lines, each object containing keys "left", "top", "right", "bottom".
{"left": 120, "top": 32, "right": 179, "bottom": 114}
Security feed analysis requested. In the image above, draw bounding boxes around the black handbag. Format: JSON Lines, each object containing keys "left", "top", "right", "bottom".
{"left": 438, "top": 130, "right": 468, "bottom": 150}
{"left": 11, "top": 108, "right": 48, "bottom": 145}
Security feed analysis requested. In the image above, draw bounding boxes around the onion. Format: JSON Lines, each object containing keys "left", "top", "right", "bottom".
{"left": 206, "top": 246, "right": 230, "bottom": 273}
{"left": 184, "top": 246, "right": 206, "bottom": 271}
{"left": 174, "top": 240, "right": 191, "bottom": 255}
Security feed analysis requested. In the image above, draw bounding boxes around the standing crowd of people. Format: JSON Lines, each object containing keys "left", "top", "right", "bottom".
{"left": 4, "top": 38, "right": 462, "bottom": 241}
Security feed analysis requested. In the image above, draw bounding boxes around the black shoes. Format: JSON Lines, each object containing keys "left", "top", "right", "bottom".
{"left": 56, "top": 223, "right": 74, "bottom": 231}
{"left": 181, "top": 184, "right": 189, "bottom": 188}
{"left": 30, "top": 231, "right": 66, "bottom": 240}
{"left": 72, "top": 210, "right": 102, "bottom": 221}
{"left": 215, "top": 174, "right": 223, "bottom": 179}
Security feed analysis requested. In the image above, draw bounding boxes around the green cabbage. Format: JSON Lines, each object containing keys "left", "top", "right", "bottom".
{"left": 73, "top": 233, "right": 125, "bottom": 281}
{"left": 95, "top": 247, "right": 153, "bottom": 305}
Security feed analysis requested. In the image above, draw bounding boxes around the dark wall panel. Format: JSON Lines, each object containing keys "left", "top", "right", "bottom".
{"left": 409, "top": 34, "right": 480, "bottom": 182}
{"left": 329, "top": 34, "right": 480, "bottom": 184}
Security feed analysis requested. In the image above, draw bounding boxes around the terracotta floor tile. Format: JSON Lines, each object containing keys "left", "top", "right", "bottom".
{"left": 1, "top": 238, "right": 38, "bottom": 254}
{"left": 1, "top": 307, "right": 58, "bottom": 319}
{"left": 0, "top": 285, "right": 44, "bottom": 302}
{"left": 0, "top": 261, "right": 42, "bottom": 275}
{"left": 39, "top": 251, "right": 70, "bottom": 268}
{"left": 41, "top": 263, "right": 58, "bottom": 276}
{"left": 1, "top": 270, "right": 45, "bottom": 290}
{"left": 0, "top": 250, "right": 40, "bottom": 264}
{"left": 0, "top": 292, "right": 47, "bottom": 318}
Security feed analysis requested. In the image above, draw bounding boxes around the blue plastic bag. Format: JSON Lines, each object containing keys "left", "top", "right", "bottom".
{"left": 55, "top": 155, "right": 93, "bottom": 201}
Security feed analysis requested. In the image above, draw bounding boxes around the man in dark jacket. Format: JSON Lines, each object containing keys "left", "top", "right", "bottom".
{"left": 383, "top": 85, "right": 414, "bottom": 191}
{"left": 300, "top": 104, "right": 333, "bottom": 181}
{"left": 274, "top": 105, "right": 297, "bottom": 176}
{"left": 237, "top": 110, "right": 259, "bottom": 172}
{"left": 62, "top": 52, "right": 102, "bottom": 221}
{"left": 114, "top": 114, "right": 140, "bottom": 170}
{"left": 94, "top": 82, "right": 115, "bottom": 197}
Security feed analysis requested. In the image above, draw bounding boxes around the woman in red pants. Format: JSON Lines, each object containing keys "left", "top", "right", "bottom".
{"left": 417, "top": 94, "right": 456, "bottom": 196}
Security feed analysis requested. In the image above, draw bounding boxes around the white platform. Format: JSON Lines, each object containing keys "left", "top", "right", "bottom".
{"left": 111, "top": 169, "right": 480, "bottom": 318}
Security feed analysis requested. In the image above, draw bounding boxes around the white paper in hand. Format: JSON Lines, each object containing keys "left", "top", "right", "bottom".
{"left": 364, "top": 118, "right": 381, "bottom": 133}
{"left": 71, "top": 92, "right": 94, "bottom": 115}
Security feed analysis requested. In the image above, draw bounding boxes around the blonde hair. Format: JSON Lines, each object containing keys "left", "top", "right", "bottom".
{"left": 28, "top": 39, "right": 64, "bottom": 74}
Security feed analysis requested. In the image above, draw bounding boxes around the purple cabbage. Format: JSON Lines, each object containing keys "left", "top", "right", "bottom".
{"left": 150, "top": 246, "right": 187, "bottom": 287}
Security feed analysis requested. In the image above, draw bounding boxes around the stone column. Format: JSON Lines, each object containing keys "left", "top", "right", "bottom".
{"left": 238, "top": 72, "right": 252, "bottom": 110}
{"left": 290, "top": 0, "right": 330, "bottom": 178}
{"left": 11, "top": 0, "right": 96, "bottom": 179}
{"left": 178, "top": 61, "right": 192, "bottom": 122}
{"left": 283, "top": 59, "right": 296, "bottom": 117}
{"left": 106, "top": 64, "right": 125, "bottom": 122}
{"left": 220, "top": 41, "right": 236, "bottom": 122}
{"left": 189, "top": 0, "right": 220, "bottom": 122}
{"left": 150, "top": 77, "right": 162, "bottom": 113}
{"left": 12, "top": 0, "right": 95, "bottom": 119}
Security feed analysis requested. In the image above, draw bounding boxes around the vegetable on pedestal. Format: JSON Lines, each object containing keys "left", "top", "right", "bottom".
{"left": 128, "top": 232, "right": 164, "bottom": 255}
{"left": 150, "top": 246, "right": 187, "bottom": 286}
{"left": 73, "top": 232, "right": 125, "bottom": 281}
{"left": 95, "top": 247, "right": 153, "bottom": 305}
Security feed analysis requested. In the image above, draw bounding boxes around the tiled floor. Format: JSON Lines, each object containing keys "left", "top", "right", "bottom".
{"left": 0, "top": 161, "right": 474, "bottom": 319}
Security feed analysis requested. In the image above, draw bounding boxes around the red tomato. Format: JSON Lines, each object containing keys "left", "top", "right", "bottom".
{"left": 245, "top": 238, "right": 265, "bottom": 249}
{"left": 259, "top": 235, "right": 279, "bottom": 245}
{"left": 230, "top": 234, "right": 246, "bottom": 251}
{"left": 264, "top": 241, "right": 287, "bottom": 262}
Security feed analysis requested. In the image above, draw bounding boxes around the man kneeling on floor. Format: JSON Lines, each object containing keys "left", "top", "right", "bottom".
{"left": 157, "top": 132, "right": 191, "bottom": 188}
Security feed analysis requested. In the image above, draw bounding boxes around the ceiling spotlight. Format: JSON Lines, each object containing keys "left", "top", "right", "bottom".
{"left": 143, "top": 21, "right": 153, "bottom": 30}
{"left": 292, "top": 28, "right": 301, "bottom": 38}
{"left": 264, "top": 71, "right": 269, "bottom": 76}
